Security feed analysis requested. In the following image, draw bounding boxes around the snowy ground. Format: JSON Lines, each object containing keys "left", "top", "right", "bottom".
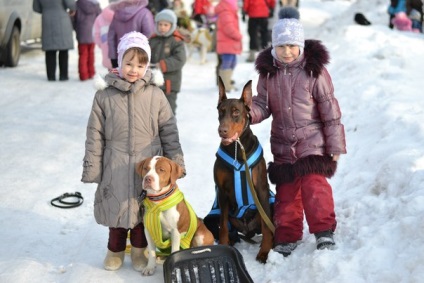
{"left": 1, "top": 0, "right": 424, "bottom": 282}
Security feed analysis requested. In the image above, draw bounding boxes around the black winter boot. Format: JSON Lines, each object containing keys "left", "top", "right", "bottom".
{"left": 59, "top": 50, "right": 69, "bottom": 81}
{"left": 45, "top": 51, "right": 56, "bottom": 81}
{"left": 315, "top": 230, "right": 336, "bottom": 250}
{"left": 273, "top": 242, "right": 298, "bottom": 257}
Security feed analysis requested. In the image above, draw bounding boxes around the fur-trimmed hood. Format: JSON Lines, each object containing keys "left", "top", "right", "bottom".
{"left": 255, "top": 39, "right": 330, "bottom": 78}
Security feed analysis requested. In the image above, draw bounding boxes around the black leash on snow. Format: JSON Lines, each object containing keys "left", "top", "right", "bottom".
{"left": 51, "top": 192, "right": 84, "bottom": 208}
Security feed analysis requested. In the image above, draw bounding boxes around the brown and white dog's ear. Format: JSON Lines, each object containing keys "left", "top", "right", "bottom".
{"left": 136, "top": 158, "right": 149, "bottom": 178}
{"left": 169, "top": 160, "right": 184, "bottom": 185}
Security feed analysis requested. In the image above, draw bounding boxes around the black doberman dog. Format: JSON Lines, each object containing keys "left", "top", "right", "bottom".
{"left": 204, "top": 77, "right": 274, "bottom": 263}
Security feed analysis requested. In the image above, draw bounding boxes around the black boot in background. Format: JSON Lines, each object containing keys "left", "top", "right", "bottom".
{"left": 59, "top": 50, "right": 69, "bottom": 81}
{"left": 45, "top": 51, "right": 56, "bottom": 81}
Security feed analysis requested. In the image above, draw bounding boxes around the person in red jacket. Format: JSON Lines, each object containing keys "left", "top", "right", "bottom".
{"left": 243, "top": 0, "right": 276, "bottom": 62}
{"left": 249, "top": 7, "right": 346, "bottom": 257}
{"left": 192, "top": 0, "right": 213, "bottom": 27}
{"left": 215, "top": 0, "right": 242, "bottom": 91}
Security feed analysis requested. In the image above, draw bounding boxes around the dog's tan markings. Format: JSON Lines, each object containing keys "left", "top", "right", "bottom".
{"left": 136, "top": 157, "right": 152, "bottom": 178}
{"left": 154, "top": 157, "right": 172, "bottom": 189}
{"left": 155, "top": 157, "right": 184, "bottom": 188}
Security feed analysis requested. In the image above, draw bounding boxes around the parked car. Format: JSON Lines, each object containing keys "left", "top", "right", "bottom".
{"left": 0, "top": 0, "right": 42, "bottom": 67}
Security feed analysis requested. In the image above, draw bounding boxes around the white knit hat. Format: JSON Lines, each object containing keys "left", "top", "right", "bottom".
{"left": 117, "top": 31, "right": 151, "bottom": 77}
{"left": 272, "top": 18, "right": 304, "bottom": 48}
{"left": 271, "top": 7, "right": 304, "bottom": 61}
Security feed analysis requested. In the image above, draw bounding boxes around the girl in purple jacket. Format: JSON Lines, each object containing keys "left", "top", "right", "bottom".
{"left": 73, "top": 0, "right": 101, "bottom": 80}
{"left": 250, "top": 8, "right": 347, "bottom": 257}
{"left": 107, "top": 0, "right": 155, "bottom": 68}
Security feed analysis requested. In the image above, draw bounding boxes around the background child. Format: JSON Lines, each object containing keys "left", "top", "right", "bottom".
{"left": 192, "top": 0, "right": 213, "bottom": 27}
{"left": 406, "top": 0, "right": 423, "bottom": 32}
{"left": 249, "top": 7, "right": 346, "bottom": 257}
{"left": 108, "top": 0, "right": 155, "bottom": 68}
{"left": 214, "top": 0, "right": 242, "bottom": 92}
{"left": 146, "top": 0, "right": 170, "bottom": 15}
{"left": 81, "top": 31, "right": 185, "bottom": 272}
{"left": 93, "top": 2, "right": 117, "bottom": 70}
{"left": 243, "top": 0, "right": 276, "bottom": 62}
{"left": 73, "top": 0, "right": 101, "bottom": 80}
{"left": 388, "top": 0, "right": 407, "bottom": 28}
{"left": 149, "top": 9, "right": 187, "bottom": 115}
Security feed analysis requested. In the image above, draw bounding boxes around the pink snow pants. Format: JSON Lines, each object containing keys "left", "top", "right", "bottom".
{"left": 273, "top": 174, "right": 337, "bottom": 244}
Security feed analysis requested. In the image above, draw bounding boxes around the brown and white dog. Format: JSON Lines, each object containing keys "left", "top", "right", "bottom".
{"left": 187, "top": 27, "right": 213, "bottom": 64}
{"left": 136, "top": 156, "right": 214, "bottom": 276}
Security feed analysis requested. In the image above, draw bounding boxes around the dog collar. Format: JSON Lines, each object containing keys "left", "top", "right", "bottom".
{"left": 146, "top": 184, "right": 176, "bottom": 202}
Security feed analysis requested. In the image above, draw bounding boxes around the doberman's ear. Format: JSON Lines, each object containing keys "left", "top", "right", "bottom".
{"left": 242, "top": 80, "right": 253, "bottom": 110}
{"left": 169, "top": 159, "right": 184, "bottom": 185}
{"left": 218, "top": 76, "right": 227, "bottom": 106}
{"left": 136, "top": 158, "right": 148, "bottom": 177}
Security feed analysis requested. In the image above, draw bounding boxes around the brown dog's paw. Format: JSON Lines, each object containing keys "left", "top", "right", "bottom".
{"left": 255, "top": 252, "right": 268, "bottom": 264}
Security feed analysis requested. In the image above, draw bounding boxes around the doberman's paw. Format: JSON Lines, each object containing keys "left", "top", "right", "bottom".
{"left": 256, "top": 252, "right": 268, "bottom": 264}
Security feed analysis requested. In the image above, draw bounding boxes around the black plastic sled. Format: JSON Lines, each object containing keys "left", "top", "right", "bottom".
{"left": 163, "top": 245, "right": 254, "bottom": 283}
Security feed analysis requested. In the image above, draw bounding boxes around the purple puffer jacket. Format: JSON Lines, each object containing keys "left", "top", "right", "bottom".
{"left": 74, "top": 0, "right": 101, "bottom": 44}
{"left": 107, "top": 0, "right": 154, "bottom": 60}
{"left": 250, "top": 40, "right": 347, "bottom": 184}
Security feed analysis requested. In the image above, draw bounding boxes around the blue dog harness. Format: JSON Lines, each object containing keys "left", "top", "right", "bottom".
{"left": 207, "top": 142, "right": 275, "bottom": 219}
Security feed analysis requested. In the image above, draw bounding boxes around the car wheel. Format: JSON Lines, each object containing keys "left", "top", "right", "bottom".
{"left": 5, "top": 26, "right": 21, "bottom": 67}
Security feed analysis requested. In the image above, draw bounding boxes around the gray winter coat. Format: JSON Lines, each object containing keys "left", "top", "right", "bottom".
{"left": 81, "top": 70, "right": 185, "bottom": 229}
{"left": 33, "top": 0, "right": 76, "bottom": 51}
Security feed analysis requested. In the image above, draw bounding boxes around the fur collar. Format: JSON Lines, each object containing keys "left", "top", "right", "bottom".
{"left": 94, "top": 68, "right": 164, "bottom": 91}
{"left": 255, "top": 39, "right": 330, "bottom": 78}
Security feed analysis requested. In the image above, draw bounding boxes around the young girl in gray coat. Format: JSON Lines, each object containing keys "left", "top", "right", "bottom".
{"left": 81, "top": 31, "right": 185, "bottom": 272}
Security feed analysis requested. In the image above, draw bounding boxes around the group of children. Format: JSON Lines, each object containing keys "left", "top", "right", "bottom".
{"left": 80, "top": 1, "right": 346, "bottom": 274}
